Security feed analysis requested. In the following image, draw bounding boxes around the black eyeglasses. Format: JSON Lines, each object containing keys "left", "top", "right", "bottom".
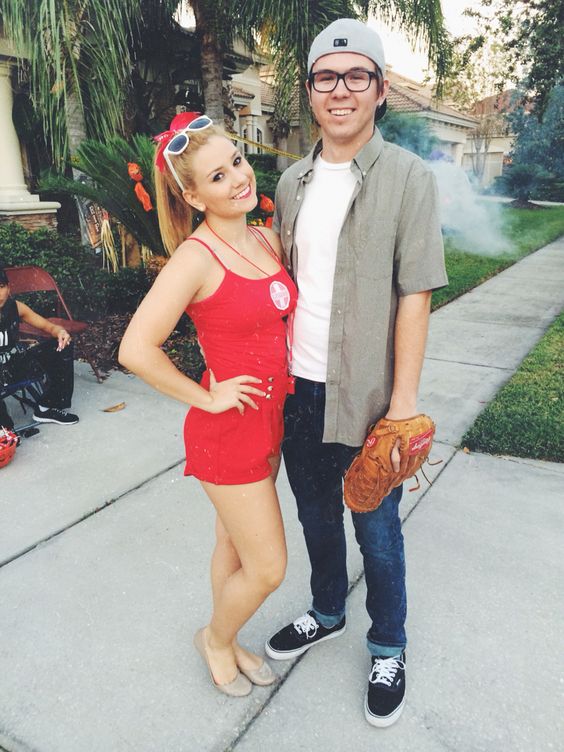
{"left": 309, "top": 69, "right": 378, "bottom": 93}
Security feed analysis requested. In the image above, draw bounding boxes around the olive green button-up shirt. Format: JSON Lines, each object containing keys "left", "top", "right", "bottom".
{"left": 273, "top": 129, "right": 448, "bottom": 446}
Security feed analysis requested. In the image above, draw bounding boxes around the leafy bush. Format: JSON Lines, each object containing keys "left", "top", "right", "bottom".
{"left": 247, "top": 154, "right": 278, "bottom": 172}
{"left": 501, "top": 84, "right": 564, "bottom": 202}
{"left": 0, "top": 223, "right": 149, "bottom": 320}
{"left": 247, "top": 163, "right": 282, "bottom": 225}
{"left": 497, "top": 163, "right": 561, "bottom": 202}
{"left": 378, "top": 111, "right": 439, "bottom": 158}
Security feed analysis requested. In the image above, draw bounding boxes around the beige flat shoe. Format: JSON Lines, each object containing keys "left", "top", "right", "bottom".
{"left": 194, "top": 628, "right": 252, "bottom": 697}
{"left": 238, "top": 658, "right": 277, "bottom": 686}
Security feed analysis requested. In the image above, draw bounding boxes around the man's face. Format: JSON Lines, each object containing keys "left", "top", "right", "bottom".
{"left": 307, "top": 52, "right": 388, "bottom": 149}
{"left": 0, "top": 283, "right": 10, "bottom": 310}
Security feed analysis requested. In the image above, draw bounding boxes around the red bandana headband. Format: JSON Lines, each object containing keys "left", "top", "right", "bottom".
{"left": 154, "top": 111, "right": 203, "bottom": 173}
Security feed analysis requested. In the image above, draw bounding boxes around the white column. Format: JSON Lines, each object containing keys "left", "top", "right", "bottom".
{"left": 452, "top": 142, "right": 464, "bottom": 167}
{"left": 245, "top": 114, "right": 255, "bottom": 154}
{"left": 0, "top": 60, "right": 33, "bottom": 202}
{"left": 0, "top": 59, "right": 59, "bottom": 213}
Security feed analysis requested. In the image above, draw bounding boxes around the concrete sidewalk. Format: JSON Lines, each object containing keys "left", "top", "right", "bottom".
{"left": 0, "top": 238, "right": 562, "bottom": 752}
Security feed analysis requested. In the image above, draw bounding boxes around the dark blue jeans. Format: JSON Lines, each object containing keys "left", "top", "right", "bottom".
{"left": 282, "top": 377, "right": 406, "bottom": 656}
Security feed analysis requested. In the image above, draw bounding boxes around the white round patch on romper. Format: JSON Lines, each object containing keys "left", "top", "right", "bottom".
{"left": 269, "top": 280, "right": 290, "bottom": 310}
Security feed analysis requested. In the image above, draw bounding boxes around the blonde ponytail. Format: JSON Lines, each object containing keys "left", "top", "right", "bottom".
{"left": 154, "top": 165, "right": 193, "bottom": 255}
{"left": 153, "top": 124, "right": 228, "bottom": 255}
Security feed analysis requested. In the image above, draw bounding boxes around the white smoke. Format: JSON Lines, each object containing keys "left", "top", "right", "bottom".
{"left": 427, "top": 161, "right": 510, "bottom": 255}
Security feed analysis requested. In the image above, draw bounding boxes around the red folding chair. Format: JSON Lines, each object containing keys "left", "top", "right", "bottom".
{"left": 5, "top": 265, "right": 102, "bottom": 382}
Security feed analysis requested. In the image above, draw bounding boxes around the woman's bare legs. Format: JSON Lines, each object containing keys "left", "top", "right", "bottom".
{"left": 201, "top": 468, "right": 287, "bottom": 684}
{"left": 209, "top": 456, "right": 283, "bottom": 674}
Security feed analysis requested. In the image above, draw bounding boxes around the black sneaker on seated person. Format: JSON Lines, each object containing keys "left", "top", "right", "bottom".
{"left": 33, "top": 407, "right": 79, "bottom": 425}
{"left": 365, "top": 651, "right": 406, "bottom": 728}
{"left": 265, "top": 610, "right": 346, "bottom": 660}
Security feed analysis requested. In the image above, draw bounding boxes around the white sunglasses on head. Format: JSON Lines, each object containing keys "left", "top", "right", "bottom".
{"left": 163, "top": 115, "right": 213, "bottom": 191}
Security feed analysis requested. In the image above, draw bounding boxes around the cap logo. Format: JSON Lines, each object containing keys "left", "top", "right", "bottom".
{"left": 333, "top": 37, "right": 348, "bottom": 48}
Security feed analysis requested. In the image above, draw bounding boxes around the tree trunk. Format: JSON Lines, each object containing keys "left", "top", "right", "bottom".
{"left": 298, "top": 88, "right": 313, "bottom": 156}
{"left": 275, "top": 136, "right": 289, "bottom": 172}
{"left": 65, "top": 90, "right": 87, "bottom": 157}
{"left": 192, "top": 1, "right": 225, "bottom": 125}
{"left": 65, "top": 89, "right": 96, "bottom": 247}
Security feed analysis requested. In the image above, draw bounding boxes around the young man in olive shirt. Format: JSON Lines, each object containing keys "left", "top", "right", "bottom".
{"left": 266, "top": 19, "right": 447, "bottom": 727}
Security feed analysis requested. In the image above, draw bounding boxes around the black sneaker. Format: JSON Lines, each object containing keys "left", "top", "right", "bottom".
{"left": 265, "top": 610, "right": 346, "bottom": 660}
{"left": 365, "top": 652, "right": 406, "bottom": 728}
{"left": 33, "top": 407, "right": 79, "bottom": 425}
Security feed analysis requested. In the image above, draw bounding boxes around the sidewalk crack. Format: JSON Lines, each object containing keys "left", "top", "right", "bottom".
{"left": 0, "top": 460, "right": 184, "bottom": 571}
{"left": 426, "top": 356, "right": 513, "bottom": 371}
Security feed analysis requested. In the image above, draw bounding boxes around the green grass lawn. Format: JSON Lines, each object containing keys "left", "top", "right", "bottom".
{"left": 462, "top": 311, "right": 564, "bottom": 462}
{"left": 432, "top": 205, "right": 564, "bottom": 310}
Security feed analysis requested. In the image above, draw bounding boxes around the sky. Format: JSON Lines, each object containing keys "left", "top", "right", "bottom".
{"left": 372, "top": 0, "right": 484, "bottom": 81}
{"left": 177, "top": 1, "right": 486, "bottom": 84}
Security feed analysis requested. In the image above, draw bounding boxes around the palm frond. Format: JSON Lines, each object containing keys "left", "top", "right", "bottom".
{"left": 40, "top": 135, "right": 165, "bottom": 255}
{"left": 358, "top": 1, "right": 452, "bottom": 90}
{"left": 0, "top": 0, "right": 143, "bottom": 168}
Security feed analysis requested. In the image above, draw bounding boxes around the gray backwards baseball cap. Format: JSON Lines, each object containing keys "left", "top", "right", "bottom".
{"left": 308, "top": 18, "right": 386, "bottom": 75}
{"left": 308, "top": 19, "right": 387, "bottom": 120}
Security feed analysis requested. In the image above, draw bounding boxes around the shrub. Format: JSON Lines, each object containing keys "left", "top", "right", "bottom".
{"left": 378, "top": 111, "right": 438, "bottom": 158}
{"left": 0, "top": 223, "right": 150, "bottom": 320}
{"left": 247, "top": 154, "right": 278, "bottom": 172}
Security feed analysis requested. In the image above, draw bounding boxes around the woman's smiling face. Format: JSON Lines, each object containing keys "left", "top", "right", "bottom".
{"left": 184, "top": 135, "right": 257, "bottom": 217}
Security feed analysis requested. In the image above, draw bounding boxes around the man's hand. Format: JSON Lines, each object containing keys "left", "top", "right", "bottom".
{"left": 56, "top": 328, "right": 71, "bottom": 351}
{"left": 385, "top": 404, "right": 418, "bottom": 472}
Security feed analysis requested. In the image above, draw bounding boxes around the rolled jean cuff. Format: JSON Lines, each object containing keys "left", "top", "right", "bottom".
{"left": 367, "top": 639, "right": 406, "bottom": 658}
{"left": 312, "top": 606, "right": 345, "bottom": 629}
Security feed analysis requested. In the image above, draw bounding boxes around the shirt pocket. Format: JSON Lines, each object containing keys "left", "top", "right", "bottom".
{"left": 351, "top": 220, "right": 396, "bottom": 280}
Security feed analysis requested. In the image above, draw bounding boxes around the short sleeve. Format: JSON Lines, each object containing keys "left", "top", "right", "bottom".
{"left": 272, "top": 183, "right": 283, "bottom": 234}
{"left": 394, "top": 164, "right": 448, "bottom": 296}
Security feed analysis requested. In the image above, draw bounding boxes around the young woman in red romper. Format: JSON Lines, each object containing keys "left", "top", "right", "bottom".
{"left": 119, "top": 115, "right": 297, "bottom": 697}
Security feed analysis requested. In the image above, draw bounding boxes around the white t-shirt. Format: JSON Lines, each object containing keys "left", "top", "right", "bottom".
{"left": 292, "top": 156, "right": 357, "bottom": 381}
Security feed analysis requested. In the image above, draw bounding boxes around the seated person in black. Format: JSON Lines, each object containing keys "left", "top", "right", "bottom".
{"left": 0, "top": 266, "right": 79, "bottom": 429}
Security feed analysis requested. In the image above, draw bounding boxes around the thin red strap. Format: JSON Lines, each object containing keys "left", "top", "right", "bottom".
{"left": 186, "top": 236, "right": 228, "bottom": 270}
{"left": 248, "top": 226, "right": 281, "bottom": 266}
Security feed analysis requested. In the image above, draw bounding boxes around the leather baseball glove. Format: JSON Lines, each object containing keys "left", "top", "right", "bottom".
{"left": 344, "top": 414, "right": 435, "bottom": 513}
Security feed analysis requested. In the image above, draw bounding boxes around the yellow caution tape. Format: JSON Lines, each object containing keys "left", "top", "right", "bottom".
{"left": 227, "top": 132, "right": 302, "bottom": 161}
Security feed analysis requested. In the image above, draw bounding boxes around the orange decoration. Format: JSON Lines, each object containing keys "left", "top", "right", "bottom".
{"left": 265, "top": 216, "right": 273, "bottom": 228}
{"left": 134, "top": 182, "right": 153, "bottom": 212}
{"left": 259, "top": 194, "right": 275, "bottom": 213}
{"left": 128, "top": 162, "right": 144, "bottom": 181}
{"left": 128, "top": 162, "right": 153, "bottom": 211}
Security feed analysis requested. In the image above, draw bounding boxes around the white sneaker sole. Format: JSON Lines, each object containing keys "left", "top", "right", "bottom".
{"left": 265, "top": 624, "right": 346, "bottom": 661}
{"left": 33, "top": 415, "right": 78, "bottom": 425}
{"left": 364, "top": 694, "right": 406, "bottom": 728}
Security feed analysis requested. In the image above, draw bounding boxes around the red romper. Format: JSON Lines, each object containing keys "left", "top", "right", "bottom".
{"left": 183, "top": 229, "right": 298, "bottom": 485}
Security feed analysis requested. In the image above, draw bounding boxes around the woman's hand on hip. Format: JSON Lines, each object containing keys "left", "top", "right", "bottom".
{"left": 206, "top": 370, "right": 266, "bottom": 414}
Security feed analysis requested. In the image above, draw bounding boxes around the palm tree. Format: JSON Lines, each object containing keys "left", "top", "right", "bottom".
{"left": 0, "top": 0, "right": 141, "bottom": 169}
{"left": 247, "top": 0, "right": 451, "bottom": 155}
{"left": 1, "top": 0, "right": 451, "bottom": 169}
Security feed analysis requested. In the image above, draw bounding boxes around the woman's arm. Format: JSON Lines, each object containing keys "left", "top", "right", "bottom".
{"left": 118, "top": 242, "right": 264, "bottom": 414}
{"left": 16, "top": 302, "right": 71, "bottom": 350}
